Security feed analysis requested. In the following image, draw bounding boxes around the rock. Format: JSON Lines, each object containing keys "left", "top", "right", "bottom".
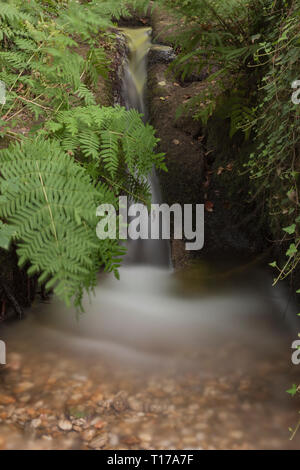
{"left": 72, "top": 418, "right": 87, "bottom": 428}
{"left": 88, "top": 433, "right": 108, "bottom": 450}
{"left": 7, "top": 353, "right": 22, "bottom": 371}
{"left": 112, "top": 391, "right": 128, "bottom": 412}
{"left": 58, "top": 419, "right": 72, "bottom": 432}
{"left": 0, "top": 394, "right": 16, "bottom": 405}
{"left": 31, "top": 418, "right": 42, "bottom": 429}
{"left": 109, "top": 433, "right": 119, "bottom": 446}
{"left": 230, "top": 430, "right": 244, "bottom": 440}
{"left": 149, "top": 44, "right": 176, "bottom": 65}
{"left": 92, "top": 419, "right": 106, "bottom": 430}
{"left": 82, "top": 429, "right": 96, "bottom": 442}
{"left": 15, "top": 382, "right": 34, "bottom": 394}
{"left": 19, "top": 394, "right": 31, "bottom": 403}
{"left": 128, "top": 396, "right": 144, "bottom": 412}
{"left": 138, "top": 432, "right": 152, "bottom": 443}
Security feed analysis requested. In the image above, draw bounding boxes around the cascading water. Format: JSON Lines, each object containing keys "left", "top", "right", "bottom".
{"left": 120, "top": 27, "right": 151, "bottom": 117}
{"left": 120, "top": 27, "right": 171, "bottom": 267}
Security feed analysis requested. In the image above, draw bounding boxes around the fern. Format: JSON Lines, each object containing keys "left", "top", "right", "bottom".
{"left": 45, "top": 105, "right": 166, "bottom": 201}
{"left": 0, "top": 0, "right": 167, "bottom": 310}
{"left": 0, "top": 137, "right": 121, "bottom": 307}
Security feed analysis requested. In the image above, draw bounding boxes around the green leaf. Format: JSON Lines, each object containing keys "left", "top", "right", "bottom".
{"left": 286, "top": 243, "right": 297, "bottom": 257}
{"left": 0, "top": 221, "right": 15, "bottom": 250}
{"left": 287, "top": 384, "right": 298, "bottom": 397}
{"left": 283, "top": 224, "right": 296, "bottom": 235}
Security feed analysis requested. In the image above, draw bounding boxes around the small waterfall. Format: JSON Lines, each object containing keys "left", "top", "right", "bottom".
{"left": 120, "top": 27, "right": 151, "bottom": 118}
{"left": 120, "top": 27, "right": 171, "bottom": 267}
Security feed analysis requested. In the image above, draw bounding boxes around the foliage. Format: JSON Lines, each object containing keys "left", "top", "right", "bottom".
{"left": 149, "top": 0, "right": 300, "bottom": 287}
{"left": 0, "top": 0, "right": 166, "bottom": 306}
{"left": 0, "top": 137, "right": 124, "bottom": 307}
{"left": 44, "top": 105, "right": 166, "bottom": 202}
{"left": 147, "top": 0, "right": 300, "bottom": 431}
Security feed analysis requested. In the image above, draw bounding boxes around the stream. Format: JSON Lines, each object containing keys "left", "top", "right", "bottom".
{"left": 0, "top": 27, "right": 299, "bottom": 450}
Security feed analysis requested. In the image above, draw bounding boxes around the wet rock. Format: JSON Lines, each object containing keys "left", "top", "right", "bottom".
{"left": 148, "top": 44, "right": 176, "bottom": 65}
{"left": 81, "top": 428, "right": 96, "bottom": 442}
{"left": 109, "top": 433, "right": 120, "bottom": 446}
{"left": 91, "top": 419, "right": 106, "bottom": 430}
{"left": 0, "top": 394, "right": 16, "bottom": 405}
{"left": 128, "top": 396, "right": 144, "bottom": 412}
{"left": 88, "top": 433, "right": 108, "bottom": 450}
{"left": 19, "top": 394, "right": 31, "bottom": 403}
{"left": 230, "top": 430, "right": 244, "bottom": 440}
{"left": 7, "top": 353, "right": 22, "bottom": 371}
{"left": 58, "top": 419, "right": 72, "bottom": 432}
{"left": 31, "top": 418, "right": 42, "bottom": 429}
{"left": 15, "top": 381, "right": 34, "bottom": 394}
{"left": 112, "top": 391, "right": 128, "bottom": 412}
{"left": 72, "top": 418, "right": 87, "bottom": 428}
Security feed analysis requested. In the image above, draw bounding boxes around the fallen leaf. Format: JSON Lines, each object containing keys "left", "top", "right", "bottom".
{"left": 205, "top": 201, "right": 214, "bottom": 212}
{"left": 158, "top": 81, "right": 166, "bottom": 87}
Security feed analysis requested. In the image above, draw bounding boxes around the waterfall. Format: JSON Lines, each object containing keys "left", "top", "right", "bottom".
{"left": 120, "top": 27, "right": 171, "bottom": 267}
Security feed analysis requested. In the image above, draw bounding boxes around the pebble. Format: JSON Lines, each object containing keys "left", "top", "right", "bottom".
{"left": 58, "top": 420, "right": 73, "bottom": 432}
{"left": 81, "top": 429, "right": 96, "bottom": 442}
{"left": 0, "top": 395, "right": 16, "bottom": 405}
{"left": 128, "top": 397, "right": 144, "bottom": 412}
{"left": 112, "top": 392, "right": 128, "bottom": 412}
{"left": 31, "top": 418, "right": 42, "bottom": 429}
{"left": 88, "top": 434, "right": 108, "bottom": 450}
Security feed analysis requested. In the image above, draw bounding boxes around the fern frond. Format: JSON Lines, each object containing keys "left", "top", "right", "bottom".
{"left": 100, "top": 130, "right": 120, "bottom": 177}
{"left": 0, "top": 138, "right": 106, "bottom": 307}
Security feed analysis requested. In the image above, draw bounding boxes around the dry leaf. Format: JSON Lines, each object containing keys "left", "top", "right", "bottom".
{"left": 205, "top": 201, "right": 214, "bottom": 212}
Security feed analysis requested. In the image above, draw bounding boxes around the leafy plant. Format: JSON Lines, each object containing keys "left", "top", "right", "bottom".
{"left": 44, "top": 105, "right": 166, "bottom": 202}
{"left": 0, "top": 138, "right": 124, "bottom": 307}
{"left": 0, "top": 0, "right": 167, "bottom": 308}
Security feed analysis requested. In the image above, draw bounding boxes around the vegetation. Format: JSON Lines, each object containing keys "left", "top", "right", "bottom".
{"left": 0, "top": 0, "right": 165, "bottom": 307}
{"left": 148, "top": 0, "right": 300, "bottom": 435}
{"left": 149, "top": 0, "right": 300, "bottom": 287}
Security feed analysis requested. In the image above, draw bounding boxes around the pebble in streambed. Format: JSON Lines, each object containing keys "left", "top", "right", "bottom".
{"left": 0, "top": 342, "right": 298, "bottom": 450}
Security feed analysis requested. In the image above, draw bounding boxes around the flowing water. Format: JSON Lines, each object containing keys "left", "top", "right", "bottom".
{"left": 0, "top": 28, "right": 299, "bottom": 450}
{"left": 120, "top": 26, "right": 170, "bottom": 267}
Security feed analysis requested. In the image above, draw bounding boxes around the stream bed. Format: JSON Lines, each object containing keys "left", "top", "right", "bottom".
{"left": 0, "top": 263, "right": 299, "bottom": 450}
